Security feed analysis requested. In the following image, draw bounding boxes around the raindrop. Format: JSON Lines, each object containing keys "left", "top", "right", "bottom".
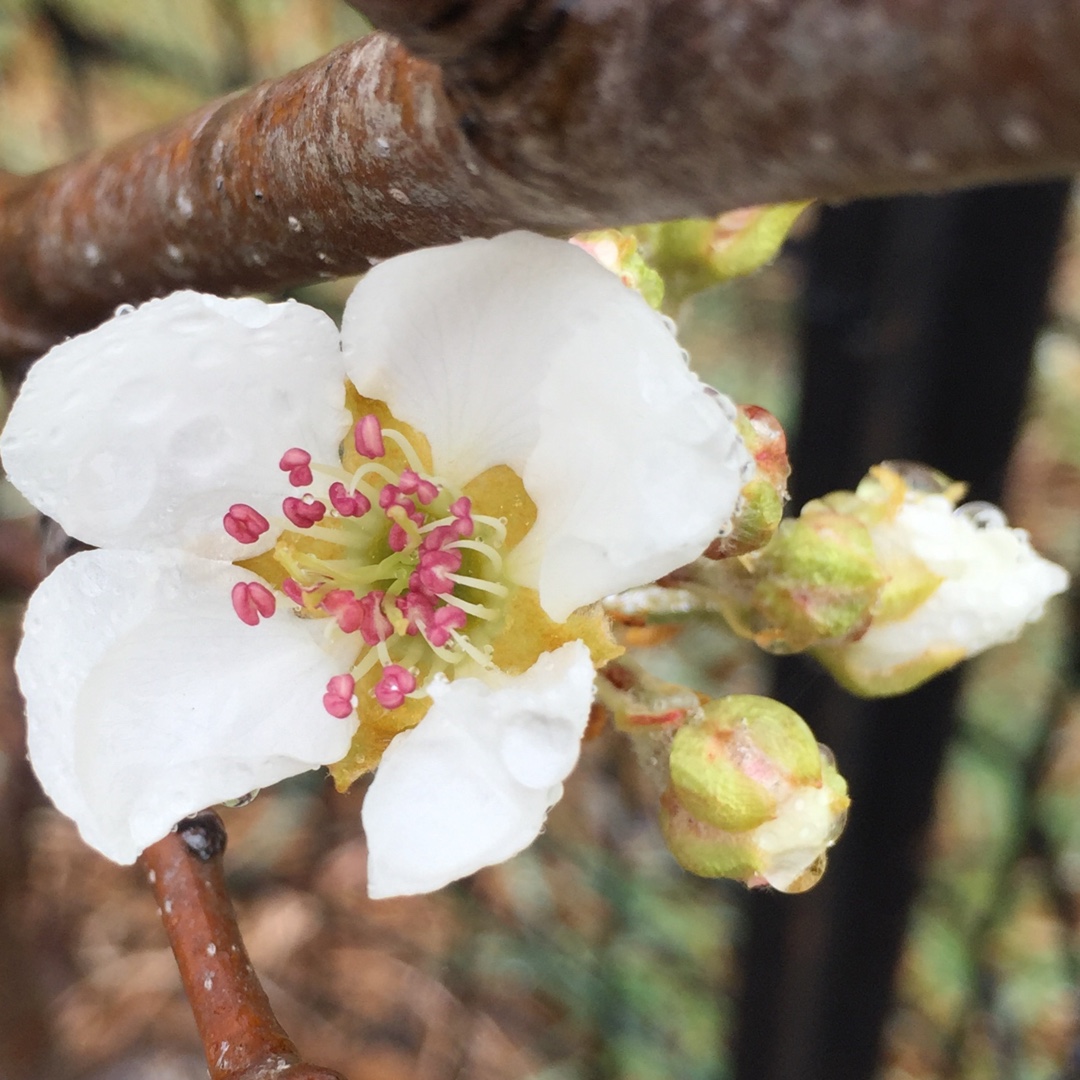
{"left": 389, "top": 187, "right": 410, "bottom": 204}
{"left": 114, "top": 303, "right": 136, "bottom": 316}
{"left": 880, "top": 459, "right": 951, "bottom": 494}
{"left": 287, "top": 215, "right": 303, "bottom": 232}
{"left": 223, "top": 788, "right": 260, "bottom": 808}
{"left": 375, "top": 135, "right": 391, "bottom": 156}
{"left": 955, "top": 501, "right": 1007, "bottom": 530}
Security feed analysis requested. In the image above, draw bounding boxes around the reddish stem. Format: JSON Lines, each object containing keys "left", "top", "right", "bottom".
{"left": 140, "top": 811, "right": 345, "bottom": 1080}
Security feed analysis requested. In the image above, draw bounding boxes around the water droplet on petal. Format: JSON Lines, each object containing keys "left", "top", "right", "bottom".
{"left": 955, "top": 501, "right": 1007, "bottom": 530}
{"left": 881, "top": 459, "right": 952, "bottom": 494}
{"left": 222, "top": 788, "right": 260, "bottom": 808}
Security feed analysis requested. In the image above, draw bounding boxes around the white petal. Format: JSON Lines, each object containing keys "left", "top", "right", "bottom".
{"left": 849, "top": 497, "right": 1069, "bottom": 674}
{"left": 362, "top": 641, "right": 595, "bottom": 898}
{"left": 1, "top": 292, "right": 348, "bottom": 559}
{"left": 341, "top": 232, "right": 748, "bottom": 620}
{"left": 17, "top": 549, "right": 356, "bottom": 864}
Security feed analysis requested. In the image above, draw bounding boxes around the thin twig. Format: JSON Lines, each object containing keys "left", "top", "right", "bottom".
{"left": 140, "top": 811, "right": 346, "bottom": 1080}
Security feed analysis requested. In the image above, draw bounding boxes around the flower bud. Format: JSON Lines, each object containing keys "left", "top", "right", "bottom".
{"left": 813, "top": 463, "right": 1069, "bottom": 695}
{"left": 631, "top": 202, "right": 810, "bottom": 304}
{"left": 659, "top": 695, "right": 848, "bottom": 892}
{"left": 570, "top": 229, "right": 665, "bottom": 308}
{"left": 705, "top": 404, "right": 791, "bottom": 559}
{"left": 706, "top": 509, "right": 886, "bottom": 653}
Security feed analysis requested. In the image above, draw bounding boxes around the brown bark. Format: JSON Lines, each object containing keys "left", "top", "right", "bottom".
{"left": 141, "top": 812, "right": 345, "bottom": 1080}
{"left": 2, "top": 0, "right": 1080, "bottom": 359}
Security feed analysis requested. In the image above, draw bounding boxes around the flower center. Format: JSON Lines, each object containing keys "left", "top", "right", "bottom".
{"left": 224, "top": 411, "right": 512, "bottom": 717}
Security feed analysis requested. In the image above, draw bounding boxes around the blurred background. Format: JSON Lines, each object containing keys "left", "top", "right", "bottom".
{"left": 1, "top": 3, "right": 1079, "bottom": 1078}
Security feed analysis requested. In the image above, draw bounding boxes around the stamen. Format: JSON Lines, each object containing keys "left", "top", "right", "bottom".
{"left": 322, "top": 673, "right": 356, "bottom": 718}
{"left": 224, "top": 504, "right": 271, "bottom": 545}
{"left": 278, "top": 447, "right": 313, "bottom": 487}
{"left": 411, "top": 547, "right": 462, "bottom": 595}
{"left": 328, "top": 481, "right": 371, "bottom": 518}
{"left": 446, "top": 572, "right": 509, "bottom": 597}
{"left": 449, "top": 538, "right": 503, "bottom": 573}
{"left": 398, "top": 469, "right": 439, "bottom": 504}
{"left": 473, "top": 513, "right": 507, "bottom": 544}
{"left": 321, "top": 588, "right": 364, "bottom": 633}
{"left": 380, "top": 428, "right": 427, "bottom": 473}
{"left": 444, "top": 594, "right": 497, "bottom": 620}
{"left": 357, "top": 590, "right": 394, "bottom": 645}
{"left": 449, "top": 629, "right": 496, "bottom": 669}
{"left": 450, "top": 496, "right": 474, "bottom": 537}
{"left": 374, "top": 664, "right": 417, "bottom": 709}
{"left": 231, "top": 581, "right": 277, "bottom": 626}
{"left": 424, "top": 604, "right": 467, "bottom": 647}
{"left": 354, "top": 414, "right": 385, "bottom": 459}
{"left": 283, "top": 496, "right": 327, "bottom": 529}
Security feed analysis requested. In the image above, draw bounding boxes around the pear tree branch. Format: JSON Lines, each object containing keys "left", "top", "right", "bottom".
{"left": 2, "top": 0, "right": 1080, "bottom": 359}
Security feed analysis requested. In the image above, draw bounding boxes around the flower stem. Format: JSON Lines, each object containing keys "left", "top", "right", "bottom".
{"left": 140, "top": 811, "right": 346, "bottom": 1080}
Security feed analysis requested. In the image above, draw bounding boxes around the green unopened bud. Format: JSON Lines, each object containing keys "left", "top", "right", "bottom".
{"left": 705, "top": 405, "right": 791, "bottom": 559}
{"left": 570, "top": 230, "right": 665, "bottom": 308}
{"left": 660, "top": 695, "right": 849, "bottom": 893}
{"left": 633, "top": 203, "right": 811, "bottom": 305}
{"left": 726, "top": 511, "right": 885, "bottom": 653}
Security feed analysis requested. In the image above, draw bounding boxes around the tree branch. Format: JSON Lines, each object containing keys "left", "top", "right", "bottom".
{"left": 140, "top": 812, "right": 346, "bottom": 1080}
{"left": 3, "top": 0, "right": 1080, "bottom": 358}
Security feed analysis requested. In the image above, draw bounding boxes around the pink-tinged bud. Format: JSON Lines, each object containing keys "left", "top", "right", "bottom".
{"left": 328, "top": 481, "right": 370, "bottom": 517}
{"left": 278, "top": 447, "right": 313, "bottom": 487}
{"left": 660, "top": 695, "right": 849, "bottom": 893}
{"left": 223, "top": 503, "right": 270, "bottom": 544}
{"left": 705, "top": 404, "right": 791, "bottom": 560}
{"left": 355, "top": 414, "right": 385, "bottom": 459}
{"left": 374, "top": 664, "right": 417, "bottom": 709}
{"left": 323, "top": 674, "right": 356, "bottom": 718}
{"left": 282, "top": 496, "right": 326, "bottom": 529}
{"left": 231, "top": 581, "right": 277, "bottom": 626}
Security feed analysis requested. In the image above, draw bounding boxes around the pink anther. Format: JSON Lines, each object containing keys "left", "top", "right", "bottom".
{"left": 223, "top": 503, "right": 270, "bottom": 545}
{"left": 421, "top": 524, "right": 456, "bottom": 553}
{"left": 328, "top": 481, "right": 371, "bottom": 518}
{"left": 396, "top": 589, "right": 435, "bottom": 636}
{"left": 323, "top": 673, "right": 356, "bottom": 719}
{"left": 374, "top": 664, "right": 417, "bottom": 709}
{"left": 283, "top": 496, "right": 327, "bottom": 529}
{"left": 357, "top": 590, "right": 394, "bottom": 646}
{"left": 278, "top": 447, "right": 313, "bottom": 487}
{"left": 321, "top": 588, "right": 364, "bottom": 634}
{"left": 355, "top": 414, "right": 385, "bottom": 459}
{"left": 413, "top": 547, "right": 462, "bottom": 596}
{"left": 450, "top": 496, "right": 474, "bottom": 537}
{"left": 281, "top": 578, "right": 304, "bottom": 604}
{"left": 398, "top": 469, "right": 440, "bottom": 504}
{"left": 425, "top": 603, "right": 468, "bottom": 647}
{"left": 231, "top": 581, "right": 277, "bottom": 626}
{"left": 387, "top": 522, "right": 410, "bottom": 552}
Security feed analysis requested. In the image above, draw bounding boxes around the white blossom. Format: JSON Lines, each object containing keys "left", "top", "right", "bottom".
{"left": 2, "top": 232, "right": 750, "bottom": 889}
